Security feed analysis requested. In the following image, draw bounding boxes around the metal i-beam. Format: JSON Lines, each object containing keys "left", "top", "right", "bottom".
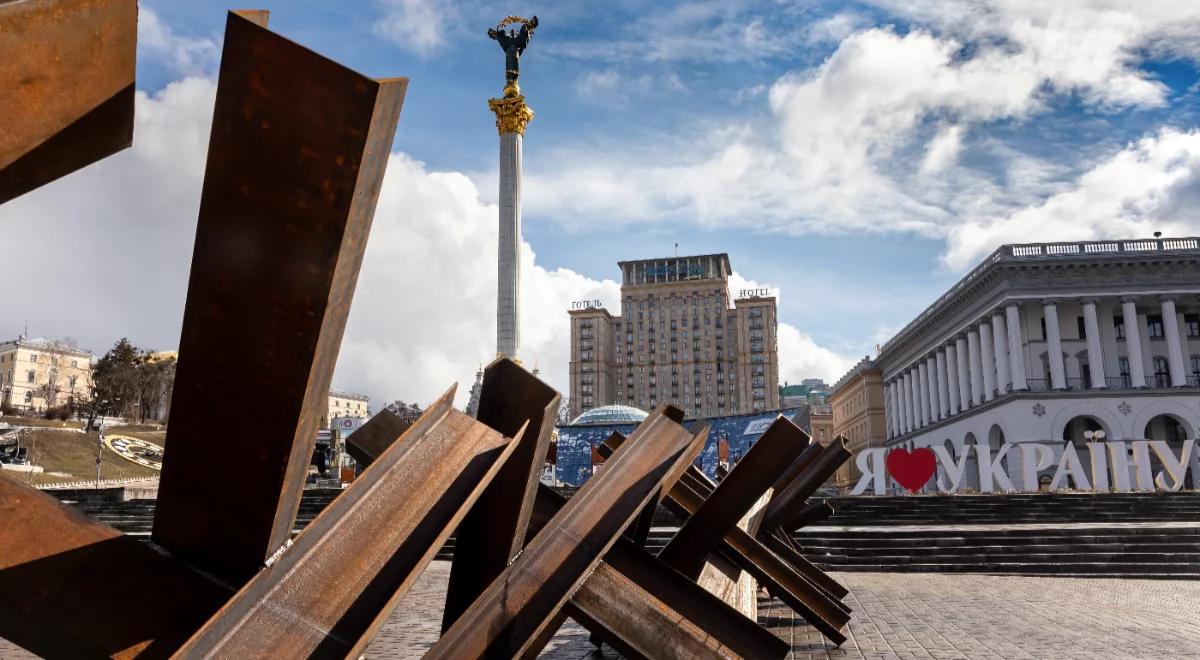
{"left": 442, "top": 358, "right": 560, "bottom": 632}
{"left": 348, "top": 410, "right": 784, "bottom": 659}
{"left": 426, "top": 410, "right": 707, "bottom": 659}
{"left": 763, "top": 438, "right": 851, "bottom": 532}
{"left": 171, "top": 388, "right": 524, "bottom": 659}
{"left": 659, "top": 417, "right": 809, "bottom": 579}
{"left": 0, "top": 0, "right": 136, "bottom": 203}
{"left": 532, "top": 487, "right": 789, "bottom": 660}
{"left": 152, "top": 10, "right": 407, "bottom": 586}
{"left": 0, "top": 479, "right": 229, "bottom": 659}
{"left": 667, "top": 479, "right": 850, "bottom": 646}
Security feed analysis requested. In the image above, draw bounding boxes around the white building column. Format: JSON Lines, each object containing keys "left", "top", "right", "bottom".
{"left": 923, "top": 356, "right": 938, "bottom": 422}
{"left": 955, "top": 335, "right": 971, "bottom": 409}
{"left": 1005, "top": 303, "right": 1028, "bottom": 390}
{"left": 991, "top": 311, "right": 1011, "bottom": 394}
{"left": 1043, "top": 299, "right": 1066, "bottom": 390}
{"left": 889, "top": 382, "right": 899, "bottom": 437}
{"left": 1081, "top": 298, "right": 1107, "bottom": 389}
{"left": 902, "top": 371, "right": 914, "bottom": 432}
{"left": 907, "top": 367, "right": 916, "bottom": 429}
{"left": 979, "top": 322, "right": 996, "bottom": 401}
{"left": 1161, "top": 296, "right": 1188, "bottom": 387}
{"left": 967, "top": 329, "right": 983, "bottom": 406}
{"left": 935, "top": 350, "right": 949, "bottom": 419}
{"left": 917, "top": 362, "right": 930, "bottom": 428}
{"left": 1121, "top": 297, "right": 1147, "bottom": 388}
{"left": 945, "top": 342, "right": 960, "bottom": 414}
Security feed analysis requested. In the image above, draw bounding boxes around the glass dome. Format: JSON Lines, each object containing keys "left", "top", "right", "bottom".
{"left": 569, "top": 404, "right": 649, "bottom": 426}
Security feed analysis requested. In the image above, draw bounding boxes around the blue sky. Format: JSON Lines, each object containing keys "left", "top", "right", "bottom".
{"left": 5, "top": 0, "right": 1200, "bottom": 408}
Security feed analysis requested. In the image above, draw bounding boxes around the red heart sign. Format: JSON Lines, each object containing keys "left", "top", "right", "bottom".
{"left": 886, "top": 447, "right": 936, "bottom": 493}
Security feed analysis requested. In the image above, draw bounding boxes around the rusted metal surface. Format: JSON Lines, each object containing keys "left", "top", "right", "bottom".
{"left": 442, "top": 358, "right": 560, "bottom": 632}
{"left": 0, "top": 479, "right": 229, "bottom": 659}
{"left": 666, "top": 478, "right": 850, "bottom": 646}
{"left": 343, "top": 408, "right": 411, "bottom": 467}
{"left": 152, "top": 10, "right": 408, "bottom": 585}
{"left": 784, "top": 501, "right": 836, "bottom": 529}
{"left": 0, "top": 0, "right": 136, "bottom": 203}
{"left": 772, "top": 443, "right": 821, "bottom": 492}
{"left": 763, "top": 438, "right": 851, "bottom": 532}
{"left": 659, "top": 417, "right": 809, "bottom": 579}
{"left": 761, "top": 530, "right": 849, "bottom": 601}
{"left": 531, "top": 486, "right": 788, "bottom": 660}
{"left": 172, "top": 389, "right": 525, "bottom": 659}
{"left": 427, "top": 409, "right": 707, "bottom": 659}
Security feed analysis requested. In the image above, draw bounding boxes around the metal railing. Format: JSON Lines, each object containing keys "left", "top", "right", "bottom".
{"left": 1026, "top": 379, "right": 1050, "bottom": 392}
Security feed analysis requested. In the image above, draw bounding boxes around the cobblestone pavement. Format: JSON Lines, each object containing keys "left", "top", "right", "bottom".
{"left": 3, "top": 561, "right": 1200, "bottom": 659}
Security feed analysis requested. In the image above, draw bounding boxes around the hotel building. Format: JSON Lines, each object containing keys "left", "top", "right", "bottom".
{"left": 567, "top": 253, "right": 780, "bottom": 420}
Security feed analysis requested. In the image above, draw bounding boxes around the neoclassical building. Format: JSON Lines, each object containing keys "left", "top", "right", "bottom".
{"left": 878, "top": 237, "right": 1200, "bottom": 489}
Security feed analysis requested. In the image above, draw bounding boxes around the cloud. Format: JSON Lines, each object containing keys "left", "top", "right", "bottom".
{"left": 943, "top": 128, "right": 1200, "bottom": 269}
{"left": 526, "top": 2, "right": 1200, "bottom": 254}
{"left": 1, "top": 68, "right": 845, "bottom": 411}
{"left": 921, "top": 125, "right": 965, "bottom": 175}
{"left": 572, "top": 69, "right": 687, "bottom": 105}
{"left": 372, "top": 0, "right": 456, "bottom": 57}
{"left": 138, "top": 8, "right": 221, "bottom": 77}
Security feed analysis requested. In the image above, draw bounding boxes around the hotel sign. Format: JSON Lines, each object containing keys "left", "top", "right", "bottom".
{"left": 738, "top": 288, "right": 771, "bottom": 298}
{"left": 851, "top": 440, "right": 1198, "bottom": 495}
{"left": 571, "top": 300, "right": 603, "bottom": 309}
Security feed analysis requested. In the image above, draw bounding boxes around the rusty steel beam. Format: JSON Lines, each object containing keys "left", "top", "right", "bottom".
{"left": 761, "top": 530, "right": 849, "bottom": 602}
{"left": 0, "top": 0, "right": 136, "bottom": 204}
{"left": 659, "top": 417, "right": 809, "bottom": 579}
{"left": 763, "top": 438, "right": 851, "bottom": 533}
{"left": 530, "top": 486, "right": 788, "bottom": 660}
{"left": 172, "top": 388, "right": 525, "bottom": 659}
{"left": 152, "top": 10, "right": 407, "bottom": 585}
{"left": 0, "top": 479, "right": 230, "bottom": 659}
{"left": 772, "top": 443, "right": 822, "bottom": 492}
{"left": 343, "top": 408, "right": 411, "bottom": 467}
{"left": 666, "top": 478, "right": 849, "bottom": 645}
{"left": 674, "top": 463, "right": 849, "bottom": 603}
{"left": 784, "top": 501, "right": 836, "bottom": 530}
{"left": 426, "top": 410, "right": 707, "bottom": 659}
{"left": 441, "top": 358, "right": 560, "bottom": 632}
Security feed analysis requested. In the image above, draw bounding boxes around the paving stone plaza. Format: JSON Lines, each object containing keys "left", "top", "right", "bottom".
{"left": 348, "top": 562, "right": 1200, "bottom": 659}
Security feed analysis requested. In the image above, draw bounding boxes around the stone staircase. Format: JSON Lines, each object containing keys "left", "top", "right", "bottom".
{"left": 52, "top": 489, "right": 1200, "bottom": 579}
{"left": 793, "top": 493, "right": 1200, "bottom": 579}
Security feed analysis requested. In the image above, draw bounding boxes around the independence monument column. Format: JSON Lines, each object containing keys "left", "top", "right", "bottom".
{"left": 487, "top": 15, "right": 538, "bottom": 361}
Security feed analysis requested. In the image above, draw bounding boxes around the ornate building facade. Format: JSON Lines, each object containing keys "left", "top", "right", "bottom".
{"left": 829, "top": 356, "right": 886, "bottom": 488}
{"left": 0, "top": 337, "right": 93, "bottom": 412}
{"left": 878, "top": 237, "right": 1200, "bottom": 488}
{"left": 567, "top": 253, "right": 781, "bottom": 420}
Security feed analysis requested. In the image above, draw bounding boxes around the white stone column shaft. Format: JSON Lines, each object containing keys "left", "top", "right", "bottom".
{"left": 902, "top": 372, "right": 913, "bottom": 433}
{"left": 886, "top": 382, "right": 896, "bottom": 438}
{"left": 496, "top": 131, "right": 523, "bottom": 359}
{"left": 917, "top": 363, "right": 929, "bottom": 427}
{"left": 991, "top": 312, "right": 1011, "bottom": 394}
{"left": 945, "top": 342, "right": 960, "bottom": 414}
{"left": 909, "top": 368, "right": 921, "bottom": 429}
{"left": 1162, "top": 297, "right": 1188, "bottom": 386}
{"left": 1122, "top": 298, "right": 1147, "bottom": 388}
{"left": 1005, "top": 303, "right": 1028, "bottom": 390}
{"left": 955, "top": 336, "right": 971, "bottom": 409}
{"left": 967, "top": 329, "right": 983, "bottom": 405}
{"left": 1044, "top": 301, "right": 1066, "bottom": 389}
{"left": 1082, "top": 299, "right": 1107, "bottom": 389}
{"left": 979, "top": 322, "right": 996, "bottom": 401}
{"left": 935, "top": 350, "right": 949, "bottom": 419}
{"left": 925, "top": 356, "right": 939, "bottom": 421}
